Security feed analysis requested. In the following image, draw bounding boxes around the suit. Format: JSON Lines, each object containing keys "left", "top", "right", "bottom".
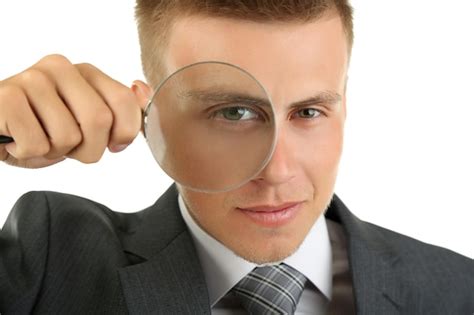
{"left": 1, "top": 184, "right": 473, "bottom": 314}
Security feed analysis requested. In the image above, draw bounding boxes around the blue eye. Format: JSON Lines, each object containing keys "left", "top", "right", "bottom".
{"left": 213, "top": 106, "right": 259, "bottom": 121}
{"left": 296, "top": 108, "right": 321, "bottom": 119}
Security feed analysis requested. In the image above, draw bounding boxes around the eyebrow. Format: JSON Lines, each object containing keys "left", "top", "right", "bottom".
{"left": 289, "top": 91, "right": 342, "bottom": 108}
{"left": 179, "top": 89, "right": 342, "bottom": 108}
{"left": 179, "top": 90, "right": 272, "bottom": 108}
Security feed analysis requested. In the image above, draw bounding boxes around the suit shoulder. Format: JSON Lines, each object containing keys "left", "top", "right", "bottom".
{"left": 365, "top": 220, "right": 472, "bottom": 264}
{"left": 367, "top": 223, "right": 473, "bottom": 263}
{"left": 1, "top": 191, "right": 141, "bottom": 313}
{"left": 363, "top": 221, "right": 474, "bottom": 285}
{"left": 6, "top": 191, "right": 141, "bottom": 236}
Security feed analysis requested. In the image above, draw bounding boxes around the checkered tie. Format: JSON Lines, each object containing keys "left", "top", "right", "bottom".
{"left": 233, "top": 263, "right": 307, "bottom": 315}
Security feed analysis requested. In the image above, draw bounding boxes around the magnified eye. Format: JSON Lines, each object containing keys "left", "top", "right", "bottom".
{"left": 296, "top": 108, "right": 321, "bottom": 119}
{"left": 212, "top": 106, "right": 260, "bottom": 121}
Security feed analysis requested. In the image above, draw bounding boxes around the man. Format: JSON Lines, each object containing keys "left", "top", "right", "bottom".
{"left": 0, "top": 1, "right": 473, "bottom": 314}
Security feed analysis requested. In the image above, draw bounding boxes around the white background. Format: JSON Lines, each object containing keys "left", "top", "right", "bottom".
{"left": 0, "top": 1, "right": 473, "bottom": 258}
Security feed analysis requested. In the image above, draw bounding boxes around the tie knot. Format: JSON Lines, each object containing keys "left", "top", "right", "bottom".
{"left": 233, "top": 263, "right": 307, "bottom": 315}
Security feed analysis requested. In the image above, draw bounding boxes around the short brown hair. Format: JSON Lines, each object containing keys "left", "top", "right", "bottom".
{"left": 135, "top": 0, "right": 354, "bottom": 87}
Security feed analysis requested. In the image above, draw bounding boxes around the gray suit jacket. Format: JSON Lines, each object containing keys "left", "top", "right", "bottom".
{"left": 1, "top": 184, "right": 473, "bottom": 314}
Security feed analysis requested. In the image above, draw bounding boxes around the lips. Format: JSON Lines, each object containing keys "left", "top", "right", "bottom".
{"left": 236, "top": 202, "right": 303, "bottom": 227}
{"left": 238, "top": 202, "right": 301, "bottom": 213}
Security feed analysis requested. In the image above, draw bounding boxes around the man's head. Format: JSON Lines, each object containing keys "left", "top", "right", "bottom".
{"left": 133, "top": 0, "right": 353, "bottom": 264}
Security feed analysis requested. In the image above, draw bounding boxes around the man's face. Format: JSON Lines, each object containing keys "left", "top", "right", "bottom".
{"left": 159, "top": 12, "right": 348, "bottom": 264}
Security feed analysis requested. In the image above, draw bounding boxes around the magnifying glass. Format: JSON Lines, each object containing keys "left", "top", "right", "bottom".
{"left": 144, "top": 61, "right": 276, "bottom": 192}
{"left": 0, "top": 61, "right": 277, "bottom": 193}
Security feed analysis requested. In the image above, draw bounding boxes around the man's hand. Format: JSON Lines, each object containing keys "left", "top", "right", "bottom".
{"left": 0, "top": 54, "right": 142, "bottom": 168}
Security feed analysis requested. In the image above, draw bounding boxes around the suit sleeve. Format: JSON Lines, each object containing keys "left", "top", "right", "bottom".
{"left": 0, "top": 191, "right": 50, "bottom": 314}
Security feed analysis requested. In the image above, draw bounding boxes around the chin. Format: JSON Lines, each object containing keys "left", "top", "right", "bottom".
{"left": 231, "top": 233, "right": 304, "bottom": 265}
{"left": 237, "top": 246, "right": 300, "bottom": 265}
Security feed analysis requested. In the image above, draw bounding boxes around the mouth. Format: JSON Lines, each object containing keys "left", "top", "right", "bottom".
{"left": 236, "top": 202, "right": 303, "bottom": 228}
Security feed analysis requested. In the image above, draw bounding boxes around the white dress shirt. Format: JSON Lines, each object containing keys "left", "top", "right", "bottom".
{"left": 178, "top": 195, "right": 353, "bottom": 314}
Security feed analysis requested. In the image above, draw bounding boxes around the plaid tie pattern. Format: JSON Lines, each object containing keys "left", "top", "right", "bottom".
{"left": 233, "top": 263, "right": 307, "bottom": 315}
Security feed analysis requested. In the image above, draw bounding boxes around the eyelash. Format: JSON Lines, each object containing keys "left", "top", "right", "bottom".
{"left": 208, "top": 105, "right": 268, "bottom": 122}
{"left": 291, "top": 108, "right": 324, "bottom": 120}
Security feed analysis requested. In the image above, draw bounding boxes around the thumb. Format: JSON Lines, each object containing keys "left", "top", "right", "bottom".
{"left": 131, "top": 80, "right": 152, "bottom": 112}
{"left": 131, "top": 80, "right": 152, "bottom": 136}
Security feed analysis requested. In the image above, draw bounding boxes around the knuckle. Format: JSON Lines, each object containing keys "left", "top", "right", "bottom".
{"left": 39, "top": 54, "right": 72, "bottom": 69}
{"left": 17, "top": 68, "right": 50, "bottom": 86}
{"left": 51, "top": 130, "right": 83, "bottom": 150}
{"left": 66, "top": 130, "right": 83, "bottom": 148}
{"left": 75, "top": 62, "right": 96, "bottom": 73}
{"left": 32, "top": 142, "right": 51, "bottom": 157}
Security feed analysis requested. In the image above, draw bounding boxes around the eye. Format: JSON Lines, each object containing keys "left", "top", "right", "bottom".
{"left": 294, "top": 108, "right": 322, "bottom": 119}
{"left": 211, "top": 106, "right": 260, "bottom": 121}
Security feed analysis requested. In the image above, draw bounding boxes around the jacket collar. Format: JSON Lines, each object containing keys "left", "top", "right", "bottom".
{"left": 326, "top": 194, "right": 406, "bottom": 313}
{"left": 119, "top": 185, "right": 405, "bottom": 314}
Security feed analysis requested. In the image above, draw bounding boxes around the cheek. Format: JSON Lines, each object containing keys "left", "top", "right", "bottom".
{"left": 298, "top": 122, "right": 343, "bottom": 160}
{"left": 296, "top": 122, "right": 344, "bottom": 187}
{"left": 181, "top": 189, "right": 232, "bottom": 229}
{"left": 183, "top": 191, "right": 255, "bottom": 245}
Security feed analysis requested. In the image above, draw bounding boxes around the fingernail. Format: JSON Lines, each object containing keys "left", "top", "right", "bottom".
{"left": 109, "top": 144, "right": 128, "bottom": 153}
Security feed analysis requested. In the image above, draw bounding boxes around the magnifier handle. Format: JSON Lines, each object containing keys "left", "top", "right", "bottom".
{"left": 0, "top": 135, "right": 13, "bottom": 144}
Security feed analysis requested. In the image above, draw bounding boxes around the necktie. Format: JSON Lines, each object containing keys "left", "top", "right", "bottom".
{"left": 233, "top": 263, "right": 307, "bottom": 315}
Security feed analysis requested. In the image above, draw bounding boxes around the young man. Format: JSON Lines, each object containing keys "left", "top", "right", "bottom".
{"left": 0, "top": 1, "right": 473, "bottom": 314}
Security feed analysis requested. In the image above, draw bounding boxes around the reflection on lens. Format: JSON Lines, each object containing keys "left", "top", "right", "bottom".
{"left": 144, "top": 61, "right": 276, "bottom": 192}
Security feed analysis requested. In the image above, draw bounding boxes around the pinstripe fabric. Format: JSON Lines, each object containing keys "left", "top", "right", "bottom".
{"left": 233, "top": 263, "right": 307, "bottom": 315}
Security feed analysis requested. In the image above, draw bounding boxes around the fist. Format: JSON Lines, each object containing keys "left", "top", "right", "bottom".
{"left": 0, "top": 54, "right": 143, "bottom": 168}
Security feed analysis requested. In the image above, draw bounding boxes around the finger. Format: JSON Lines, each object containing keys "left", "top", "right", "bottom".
{"left": 33, "top": 54, "right": 112, "bottom": 164}
{"left": 0, "top": 84, "right": 50, "bottom": 160}
{"left": 75, "top": 63, "right": 142, "bottom": 152}
{"left": 10, "top": 68, "right": 83, "bottom": 160}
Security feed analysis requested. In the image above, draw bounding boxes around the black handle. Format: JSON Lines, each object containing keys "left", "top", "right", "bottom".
{"left": 0, "top": 135, "right": 13, "bottom": 144}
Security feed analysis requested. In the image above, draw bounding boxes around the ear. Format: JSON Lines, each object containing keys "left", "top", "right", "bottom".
{"left": 131, "top": 80, "right": 152, "bottom": 111}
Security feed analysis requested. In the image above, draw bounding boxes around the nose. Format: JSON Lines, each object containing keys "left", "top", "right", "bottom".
{"left": 252, "top": 129, "right": 296, "bottom": 186}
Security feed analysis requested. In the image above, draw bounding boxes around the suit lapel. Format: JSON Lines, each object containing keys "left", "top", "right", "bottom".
{"left": 118, "top": 185, "right": 211, "bottom": 315}
{"left": 118, "top": 232, "right": 211, "bottom": 315}
{"left": 326, "top": 194, "right": 409, "bottom": 314}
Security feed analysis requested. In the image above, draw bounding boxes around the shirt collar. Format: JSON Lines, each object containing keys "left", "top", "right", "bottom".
{"left": 178, "top": 194, "right": 333, "bottom": 307}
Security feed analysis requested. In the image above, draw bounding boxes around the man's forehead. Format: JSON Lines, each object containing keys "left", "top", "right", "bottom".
{"left": 162, "top": 13, "right": 349, "bottom": 105}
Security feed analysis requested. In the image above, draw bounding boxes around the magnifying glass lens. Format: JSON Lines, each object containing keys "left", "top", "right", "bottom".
{"left": 144, "top": 62, "right": 276, "bottom": 192}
